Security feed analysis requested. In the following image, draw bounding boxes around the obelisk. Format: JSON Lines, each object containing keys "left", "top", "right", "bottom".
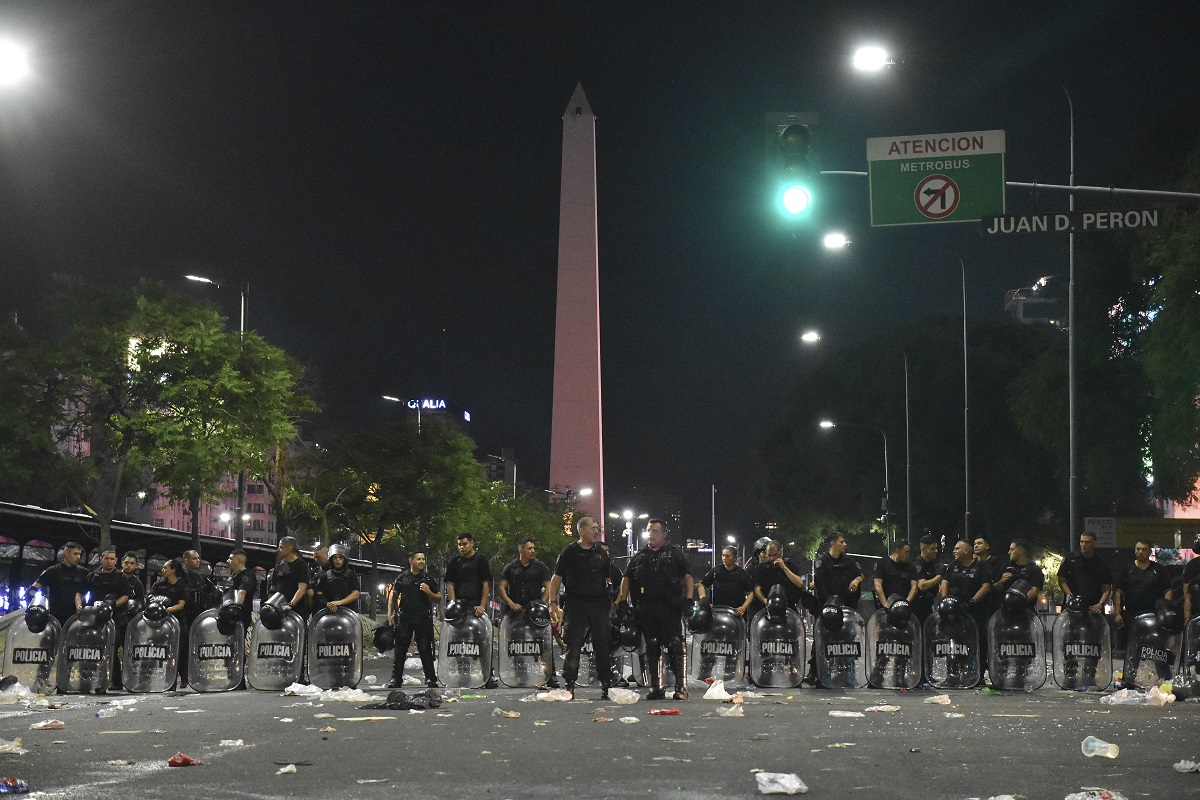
{"left": 549, "top": 83, "right": 605, "bottom": 530}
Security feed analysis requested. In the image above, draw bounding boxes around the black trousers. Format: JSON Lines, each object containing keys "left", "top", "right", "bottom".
{"left": 563, "top": 596, "right": 611, "bottom": 688}
{"left": 393, "top": 615, "right": 437, "bottom": 682}
{"left": 637, "top": 601, "right": 686, "bottom": 691}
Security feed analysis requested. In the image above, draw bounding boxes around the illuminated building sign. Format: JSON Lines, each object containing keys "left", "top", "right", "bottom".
{"left": 407, "top": 399, "right": 447, "bottom": 410}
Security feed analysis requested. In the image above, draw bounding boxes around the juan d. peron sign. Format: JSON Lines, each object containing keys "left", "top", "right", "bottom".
{"left": 982, "top": 209, "right": 1161, "bottom": 235}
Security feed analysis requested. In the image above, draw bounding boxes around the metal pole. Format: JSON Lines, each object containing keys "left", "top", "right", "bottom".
{"left": 710, "top": 485, "right": 717, "bottom": 569}
{"left": 1063, "top": 82, "right": 1079, "bottom": 554}
{"left": 880, "top": 427, "right": 891, "bottom": 552}
{"left": 961, "top": 255, "right": 969, "bottom": 540}
{"left": 904, "top": 353, "right": 912, "bottom": 545}
{"left": 235, "top": 285, "right": 247, "bottom": 549}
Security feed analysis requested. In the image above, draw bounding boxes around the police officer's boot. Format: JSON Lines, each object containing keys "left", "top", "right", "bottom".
{"left": 645, "top": 648, "right": 666, "bottom": 700}
{"left": 669, "top": 650, "right": 687, "bottom": 700}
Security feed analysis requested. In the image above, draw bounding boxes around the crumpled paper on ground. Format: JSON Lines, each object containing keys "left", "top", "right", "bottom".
{"left": 29, "top": 719, "right": 64, "bottom": 730}
{"left": 281, "top": 683, "right": 373, "bottom": 702}
{"left": 1174, "top": 760, "right": 1200, "bottom": 773}
{"left": 923, "top": 694, "right": 952, "bottom": 705}
{"left": 754, "top": 772, "right": 808, "bottom": 795}
{"left": 1063, "top": 791, "right": 1128, "bottom": 800}
{"left": 1100, "top": 687, "right": 1174, "bottom": 706}
{"left": 0, "top": 737, "right": 28, "bottom": 755}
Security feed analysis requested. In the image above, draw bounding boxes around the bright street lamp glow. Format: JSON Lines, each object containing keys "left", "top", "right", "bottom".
{"left": 819, "top": 420, "right": 836, "bottom": 428}
{"left": 623, "top": 509, "right": 633, "bottom": 520}
{"left": 184, "top": 274, "right": 216, "bottom": 285}
{"left": 578, "top": 487, "right": 593, "bottom": 497}
{"left": 0, "top": 41, "right": 30, "bottom": 86}
{"left": 781, "top": 185, "right": 813, "bottom": 215}
{"left": 726, "top": 535, "right": 736, "bottom": 544}
{"left": 852, "top": 46, "right": 890, "bottom": 72}
{"left": 382, "top": 395, "right": 401, "bottom": 402}
{"left": 800, "top": 330, "right": 821, "bottom": 344}
{"left": 823, "top": 232, "right": 850, "bottom": 249}
{"left": 608, "top": 512, "right": 620, "bottom": 519}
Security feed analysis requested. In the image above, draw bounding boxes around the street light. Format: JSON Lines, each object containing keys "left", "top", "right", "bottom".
{"left": 822, "top": 232, "right": 850, "bottom": 250}
{"left": 800, "top": 329, "right": 821, "bottom": 344}
{"left": 186, "top": 273, "right": 250, "bottom": 547}
{"left": 608, "top": 509, "right": 648, "bottom": 557}
{"left": 820, "top": 419, "right": 891, "bottom": 550}
{"left": 851, "top": 45, "right": 892, "bottom": 73}
{"left": 0, "top": 41, "right": 30, "bottom": 86}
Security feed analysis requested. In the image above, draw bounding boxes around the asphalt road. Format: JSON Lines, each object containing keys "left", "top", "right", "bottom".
{"left": 1, "top": 657, "right": 1197, "bottom": 800}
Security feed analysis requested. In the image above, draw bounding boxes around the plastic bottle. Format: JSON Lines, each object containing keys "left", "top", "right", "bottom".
{"left": 1081, "top": 735, "right": 1120, "bottom": 758}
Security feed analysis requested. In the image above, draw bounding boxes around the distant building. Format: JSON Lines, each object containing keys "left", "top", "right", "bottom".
{"left": 126, "top": 475, "right": 276, "bottom": 544}
{"left": 1004, "top": 275, "right": 1066, "bottom": 329}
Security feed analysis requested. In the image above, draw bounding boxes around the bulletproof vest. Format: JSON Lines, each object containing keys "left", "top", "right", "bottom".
{"left": 564, "top": 545, "right": 610, "bottom": 598}
{"left": 632, "top": 546, "right": 686, "bottom": 601}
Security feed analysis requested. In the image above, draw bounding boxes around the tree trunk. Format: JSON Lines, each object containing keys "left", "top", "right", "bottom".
{"left": 369, "top": 523, "right": 383, "bottom": 618}
{"left": 189, "top": 487, "right": 202, "bottom": 555}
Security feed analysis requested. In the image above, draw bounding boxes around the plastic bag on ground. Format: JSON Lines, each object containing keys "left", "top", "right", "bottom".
{"left": 0, "top": 682, "right": 36, "bottom": 706}
{"left": 755, "top": 772, "right": 809, "bottom": 795}
{"left": 716, "top": 704, "right": 745, "bottom": 717}
{"left": 492, "top": 708, "right": 520, "bottom": 718}
{"left": 0, "top": 737, "right": 28, "bottom": 755}
{"left": 704, "top": 681, "right": 733, "bottom": 701}
{"left": 281, "top": 683, "right": 321, "bottom": 697}
{"left": 1173, "top": 760, "right": 1200, "bottom": 773}
{"left": 1100, "top": 688, "right": 1146, "bottom": 705}
{"left": 536, "top": 689, "right": 574, "bottom": 702}
{"left": 829, "top": 710, "right": 864, "bottom": 718}
{"left": 1147, "top": 686, "right": 1175, "bottom": 706}
{"left": 320, "top": 688, "right": 374, "bottom": 702}
{"left": 1063, "top": 791, "right": 1128, "bottom": 800}
{"left": 923, "top": 694, "right": 951, "bottom": 705}
{"left": 608, "top": 687, "right": 639, "bottom": 705}
{"left": 29, "top": 720, "right": 63, "bottom": 731}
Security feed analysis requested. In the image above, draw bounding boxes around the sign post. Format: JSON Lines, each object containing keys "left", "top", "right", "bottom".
{"left": 868, "top": 130, "right": 1006, "bottom": 226}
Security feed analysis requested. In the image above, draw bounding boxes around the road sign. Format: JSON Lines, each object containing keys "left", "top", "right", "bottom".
{"left": 1085, "top": 515, "right": 1200, "bottom": 549}
{"left": 982, "top": 209, "right": 1161, "bottom": 235}
{"left": 868, "top": 130, "right": 1005, "bottom": 226}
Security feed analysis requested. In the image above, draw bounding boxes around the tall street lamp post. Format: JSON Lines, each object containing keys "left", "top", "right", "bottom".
{"left": 820, "top": 419, "right": 891, "bottom": 550}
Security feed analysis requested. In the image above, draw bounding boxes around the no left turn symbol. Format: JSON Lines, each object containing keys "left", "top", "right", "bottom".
{"left": 915, "top": 174, "right": 960, "bottom": 219}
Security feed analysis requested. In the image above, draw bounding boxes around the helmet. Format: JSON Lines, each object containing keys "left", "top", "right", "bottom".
{"left": 373, "top": 625, "right": 395, "bottom": 653}
{"left": 937, "top": 595, "right": 961, "bottom": 625}
{"left": 1002, "top": 587, "right": 1027, "bottom": 616}
{"left": 443, "top": 599, "right": 467, "bottom": 622}
{"left": 144, "top": 596, "right": 169, "bottom": 622}
{"left": 259, "top": 601, "right": 283, "bottom": 630}
{"left": 216, "top": 600, "right": 242, "bottom": 635}
{"left": 819, "top": 598, "right": 844, "bottom": 632}
{"left": 525, "top": 600, "right": 551, "bottom": 628}
{"left": 24, "top": 604, "right": 49, "bottom": 634}
{"left": 753, "top": 537, "right": 772, "bottom": 555}
{"left": 1065, "top": 594, "right": 1087, "bottom": 614}
{"left": 619, "top": 617, "right": 641, "bottom": 649}
{"left": 125, "top": 598, "right": 144, "bottom": 619}
{"left": 90, "top": 600, "right": 114, "bottom": 627}
{"left": 688, "top": 598, "right": 713, "bottom": 633}
{"left": 885, "top": 598, "right": 912, "bottom": 628}
{"left": 1156, "top": 603, "right": 1185, "bottom": 636}
{"left": 766, "top": 584, "right": 789, "bottom": 621}
{"left": 327, "top": 544, "right": 350, "bottom": 563}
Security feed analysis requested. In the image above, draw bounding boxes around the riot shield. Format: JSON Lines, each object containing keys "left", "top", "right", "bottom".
{"left": 814, "top": 603, "right": 867, "bottom": 690}
{"left": 1, "top": 604, "right": 61, "bottom": 694}
{"left": 689, "top": 605, "right": 746, "bottom": 687}
{"left": 748, "top": 606, "right": 805, "bottom": 688}
{"left": 55, "top": 602, "right": 116, "bottom": 694}
{"left": 923, "top": 597, "right": 980, "bottom": 689}
{"left": 123, "top": 600, "right": 180, "bottom": 693}
{"left": 1121, "top": 610, "right": 1181, "bottom": 689}
{"left": 438, "top": 611, "right": 493, "bottom": 689}
{"left": 1051, "top": 600, "right": 1111, "bottom": 691}
{"left": 865, "top": 604, "right": 922, "bottom": 690}
{"left": 246, "top": 598, "right": 306, "bottom": 691}
{"left": 306, "top": 607, "right": 364, "bottom": 690}
{"left": 987, "top": 606, "right": 1047, "bottom": 691}
{"left": 498, "top": 609, "right": 553, "bottom": 688}
{"left": 187, "top": 603, "right": 245, "bottom": 693}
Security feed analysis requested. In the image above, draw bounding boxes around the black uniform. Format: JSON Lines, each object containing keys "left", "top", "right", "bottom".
{"left": 974, "top": 556, "right": 1006, "bottom": 617}
{"left": 1183, "top": 558, "right": 1200, "bottom": 619}
{"left": 873, "top": 558, "right": 915, "bottom": 607}
{"left": 700, "top": 564, "right": 755, "bottom": 610}
{"left": 1115, "top": 561, "right": 1170, "bottom": 621}
{"left": 123, "top": 570, "right": 147, "bottom": 607}
{"left": 270, "top": 558, "right": 312, "bottom": 615}
{"left": 911, "top": 556, "right": 944, "bottom": 622}
{"left": 499, "top": 558, "right": 551, "bottom": 615}
{"left": 755, "top": 559, "right": 816, "bottom": 614}
{"left": 1000, "top": 561, "right": 1045, "bottom": 607}
{"left": 943, "top": 559, "right": 992, "bottom": 655}
{"left": 554, "top": 542, "right": 614, "bottom": 690}
{"left": 315, "top": 567, "right": 360, "bottom": 611}
{"left": 1059, "top": 552, "right": 1112, "bottom": 609}
{"left": 444, "top": 551, "right": 493, "bottom": 609}
{"left": 626, "top": 544, "right": 692, "bottom": 694}
{"left": 391, "top": 570, "right": 440, "bottom": 684}
{"left": 814, "top": 552, "right": 864, "bottom": 609}
{"left": 32, "top": 562, "right": 89, "bottom": 624}
{"left": 87, "top": 568, "right": 132, "bottom": 688}
{"left": 744, "top": 560, "right": 768, "bottom": 621}
{"left": 150, "top": 577, "right": 189, "bottom": 686}
{"left": 229, "top": 568, "right": 258, "bottom": 628}
{"left": 184, "top": 568, "right": 218, "bottom": 627}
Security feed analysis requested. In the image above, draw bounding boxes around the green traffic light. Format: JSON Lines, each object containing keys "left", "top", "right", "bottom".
{"left": 780, "top": 184, "right": 813, "bottom": 215}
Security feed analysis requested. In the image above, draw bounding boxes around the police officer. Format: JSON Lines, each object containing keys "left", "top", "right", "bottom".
{"left": 1059, "top": 532, "right": 1112, "bottom": 615}
{"left": 873, "top": 541, "right": 917, "bottom": 610}
{"left": 743, "top": 538, "right": 772, "bottom": 622}
{"left": 1114, "top": 540, "right": 1172, "bottom": 647}
{"left": 121, "top": 552, "right": 146, "bottom": 609}
{"left": 315, "top": 544, "right": 361, "bottom": 612}
{"left": 814, "top": 533, "right": 865, "bottom": 610}
{"left": 87, "top": 548, "right": 131, "bottom": 689}
{"left": 1184, "top": 536, "right": 1200, "bottom": 621}
{"left": 182, "top": 549, "right": 217, "bottom": 629}
{"left": 150, "top": 559, "right": 190, "bottom": 689}
{"left": 994, "top": 539, "right": 1044, "bottom": 608}
{"left": 31, "top": 541, "right": 88, "bottom": 624}
{"left": 269, "top": 537, "right": 312, "bottom": 618}
{"left": 305, "top": 546, "right": 329, "bottom": 614}
{"left": 939, "top": 539, "right": 992, "bottom": 659}
{"left": 618, "top": 518, "right": 693, "bottom": 701}
{"left": 227, "top": 551, "right": 257, "bottom": 629}
{"left": 699, "top": 546, "right": 755, "bottom": 617}
{"left": 911, "top": 535, "right": 944, "bottom": 623}
{"left": 549, "top": 516, "right": 617, "bottom": 700}
{"left": 972, "top": 536, "right": 1005, "bottom": 616}
{"left": 387, "top": 551, "right": 440, "bottom": 689}
{"left": 754, "top": 540, "right": 815, "bottom": 614}
{"left": 498, "top": 538, "right": 559, "bottom": 688}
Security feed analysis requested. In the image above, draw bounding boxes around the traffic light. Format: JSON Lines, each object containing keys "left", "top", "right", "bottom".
{"left": 775, "top": 123, "right": 814, "bottom": 218}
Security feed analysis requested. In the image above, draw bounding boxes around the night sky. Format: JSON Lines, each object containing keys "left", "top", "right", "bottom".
{"left": 2, "top": 3, "right": 1197, "bottom": 541}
